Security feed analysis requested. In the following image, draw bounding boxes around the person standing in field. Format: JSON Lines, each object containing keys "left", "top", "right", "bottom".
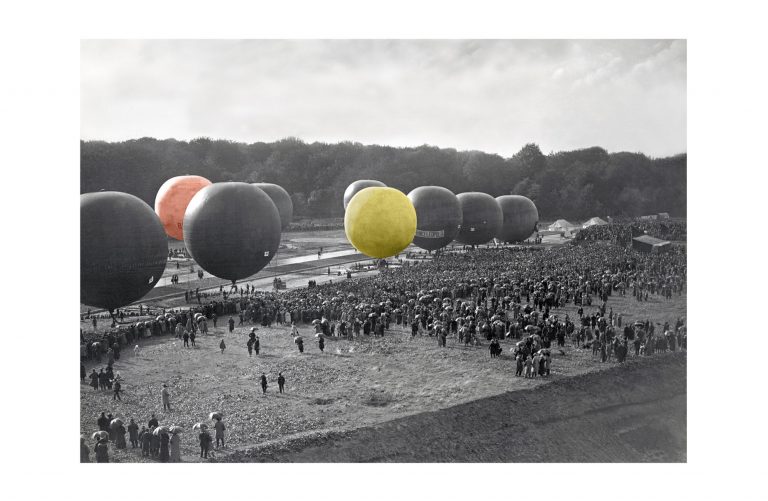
{"left": 219, "top": 339, "right": 226, "bottom": 354}
{"left": 127, "top": 418, "right": 139, "bottom": 448}
{"left": 170, "top": 431, "right": 181, "bottom": 462}
{"left": 162, "top": 384, "right": 171, "bottom": 411}
{"left": 228, "top": 316, "right": 235, "bottom": 333}
{"left": 113, "top": 378, "right": 122, "bottom": 401}
{"left": 94, "top": 437, "right": 109, "bottom": 463}
{"left": 260, "top": 373, "right": 268, "bottom": 395}
{"left": 246, "top": 338, "right": 253, "bottom": 357}
{"left": 524, "top": 356, "right": 533, "bottom": 378}
{"left": 199, "top": 427, "right": 212, "bottom": 459}
{"left": 80, "top": 436, "right": 90, "bottom": 463}
{"left": 214, "top": 417, "right": 225, "bottom": 448}
{"left": 278, "top": 372, "right": 285, "bottom": 393}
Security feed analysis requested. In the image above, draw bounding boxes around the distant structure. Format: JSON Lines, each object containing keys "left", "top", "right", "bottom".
{"left": 632, "top": 235, "right": 671, "bottom": 253}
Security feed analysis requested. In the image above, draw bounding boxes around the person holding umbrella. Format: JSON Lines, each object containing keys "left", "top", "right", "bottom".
{"left": 94, "top": 437, "right": 109, "bottom": 463}
{"left": 170, "top": 427, "right": 182, "bottom": 462}
{"left": 198, "top": 424, "right": 212, "bottom": 459}
{"left": 159, "top": 431, "right": 170, "bottom": 462}
{"left": 114, "top": 420, "right": 127, "bottom": 449}
{"left": 294, "top": 335, "right": 304, "bottom": 353}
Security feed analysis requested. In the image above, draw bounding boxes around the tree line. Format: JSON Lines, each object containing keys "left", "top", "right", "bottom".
{"left": 81, "top": 137, "right": 686, "bottom": 220}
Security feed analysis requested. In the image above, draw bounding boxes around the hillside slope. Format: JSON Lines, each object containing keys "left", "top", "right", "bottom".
{"left": 228, "top": 353, "right": 686, "bottom": 462}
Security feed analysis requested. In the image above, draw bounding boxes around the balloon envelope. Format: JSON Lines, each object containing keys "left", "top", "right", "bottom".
{"left": 252, "top": 183, "right": 293, "bottom": 230}
{"left": 455, "top": 192, "right": 503, "bottom": 245}
{"left": 407, "top": 186, "right": 462, "bottom": 251}
{"left": 81, "top": 192, "right": 168, "bottom": 311}
{"left": 183, "top": 183, "right": 281, "bottom": 282}
{"left": 343, "top": 180, "right": 386, "bottom": 210}
{"left": 495, "top": 195, "right": 539, "bottom": 242}
{"left": 344, "top": 187, "right": 416, "bottom": 259}
{"left": 154, "top": 175, "right": 212, "bottom": 240}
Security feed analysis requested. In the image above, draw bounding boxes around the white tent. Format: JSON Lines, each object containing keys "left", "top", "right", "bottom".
{"left": 548, "top": 219, "right": 578, "bottom": 232}
{"left": 582, "top": 217, "right": 609, "bottom": 229}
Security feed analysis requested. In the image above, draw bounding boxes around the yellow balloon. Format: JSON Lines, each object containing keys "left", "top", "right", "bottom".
{"left": 345, "top": 187, "right": 417, "bottom": 259}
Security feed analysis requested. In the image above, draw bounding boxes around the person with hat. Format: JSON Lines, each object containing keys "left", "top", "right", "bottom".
{"left": 97, "top": 412, "right": 109, "bottom": 432}
{"left": 113, "top": 378, "right": 122, "bottom": 401}
{"left": 94, "top": 437, "right": 109, "bottom": 463}
{"left": 278, "top": 372, "right": 285, "bottom": 393}
{"left": 214, "top": 417, "right": 226, "bottom": 448}
{"left": 161, "top": 384, "right": 171, "bottom": 411}
{"left": 148, "top": 413, "right": 159, "bottom": 429}
{"left": 89, "top": 369, "right": 99, "bottom": 390}
{"left": 139, "top": 426, "right": 151, "bottom": 457}
{"left": 127, "top": 418, "right": 139, "bottom": 448}
{"left": 198, "top": 425, "right": 212, "bottom": 459}
{"left": 115, "top": 421, "right": 127, "bottom": 449}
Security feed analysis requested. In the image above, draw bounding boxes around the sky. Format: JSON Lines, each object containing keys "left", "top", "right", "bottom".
{"left": 80, "top": 39, "right": 686, "bottom": 158}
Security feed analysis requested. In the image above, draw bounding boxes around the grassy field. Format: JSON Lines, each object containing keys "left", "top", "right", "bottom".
{"left": 80, "top": 288, "right": 686, "bottom": 463}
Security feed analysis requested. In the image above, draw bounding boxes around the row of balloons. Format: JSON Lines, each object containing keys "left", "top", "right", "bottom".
{"left": 81, "top": 176, "right": 537, "bottom": 313}
{"left": 81, "top": 177, "right": 292, "bottom": 313}
{"left": 342, "top": 180, "right": 538, "bottom": 259}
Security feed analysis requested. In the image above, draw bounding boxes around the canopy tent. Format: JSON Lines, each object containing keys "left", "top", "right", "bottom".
{"left": 632, "top": 235, "right": 671, "bottom": 253}
{"left": 582, "top": 217, "right": 608, "bottom": 229}
{"left": 548, "top": 219, "right": 578, "bottom": 231}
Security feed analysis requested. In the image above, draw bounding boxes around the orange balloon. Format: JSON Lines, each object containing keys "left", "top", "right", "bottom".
{"left": 154, "top": 175, "right": 212, "bottom": 240}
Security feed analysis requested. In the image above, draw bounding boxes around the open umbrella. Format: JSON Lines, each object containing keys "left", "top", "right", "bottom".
{"left": 192, "top": 422, "right": 207, "bottom": 430}
{"left": 109, "top": 418, "right": 123, "bottom": 429}
{"left": 311, "top": 319, "right": 320, "bottom": 325}
{"left": 208, "top": 412, "right": 223, "bottom": 421}
{"left": 91, "top": 431, "right": 109, "bottom": 441}
{"left": 169, "top": 426, "right": 183, "bottom": 434}
{"left": 153, "top": 426, "right": 170, "bottom": 436}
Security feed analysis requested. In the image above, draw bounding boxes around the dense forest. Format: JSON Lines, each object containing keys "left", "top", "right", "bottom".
{"left": 81, "top": 137, "right": 686, "bottom": 220}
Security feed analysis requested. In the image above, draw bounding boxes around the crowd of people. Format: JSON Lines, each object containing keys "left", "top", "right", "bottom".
{"left": 81, "top": 237, "right": 686, "bottom": 462}
{"left": 575, "top": 220, "right": 687, "bottom": 246}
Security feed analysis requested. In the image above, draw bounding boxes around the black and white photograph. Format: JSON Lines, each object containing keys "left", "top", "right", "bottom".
{"left": 4, "top": 1, "right": 767, "bottom": 499}
{"left": 77, "top": 38, "right": 687, "bottom": 464}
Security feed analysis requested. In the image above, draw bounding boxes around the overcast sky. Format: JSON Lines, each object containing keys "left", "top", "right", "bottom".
{"left": 81, "top": 39, "right": 686, "bottom": 157}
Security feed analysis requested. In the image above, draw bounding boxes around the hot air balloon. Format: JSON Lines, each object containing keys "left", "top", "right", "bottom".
{"left": 455, "top": 192, "right": 502, "bottom": 246}
{"left": 407, "top": 186, "right": 462, "bottom": 251}
{"left": 344, "top": 187, "right": 416, "bottom": 259}
{"left": 154, "top": 175, "right": 212, "bottom": 240}
{"left": 496, "top": 195, "right": 539, "bottom": 243}
{"left": 252, "top": 183, "right": 293, "bottom": 230}
{"left": 342, "top": 180, "right": 386, "bottom": 210}
{"left": 183, "top": 183, "right": 281, "bottom": 283}
{"left": 81, "top": 192, "right": 168, "bottom": 316}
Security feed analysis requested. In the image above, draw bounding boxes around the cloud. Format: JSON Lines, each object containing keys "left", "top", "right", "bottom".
{"left": 81, "top": 39, "right": 686, "bottom": 157}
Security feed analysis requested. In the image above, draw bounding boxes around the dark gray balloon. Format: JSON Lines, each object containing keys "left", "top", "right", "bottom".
{"left": 252, "top": 183, "right": 293, "bottom": 230}
{"left": 407, "top": 186, "right": 462, "bottom": 251}
{"left": 455, "top": 192, "right": 503, "bottom": 246}
{"left": 343, "top": 180, "right": 386, "bottom": 209}
{"left": 81, "top": 191, "right": 168, "bottom": 311}
{"left": 183, "top": 183, "right": 281, "bottom": 282}
{"left": 496, "top": 195, "right": 539, "bottom": 242}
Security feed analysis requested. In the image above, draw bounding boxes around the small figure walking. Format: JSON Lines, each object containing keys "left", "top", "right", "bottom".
{"left": 278, "top": 372, "right": 285, "bottom": 393}
{"left": 214, "top": 417, "right": 225, "bottom": 448}
{"left": 260, "top": 373, "right": 268, "bottom": 395}
{"left": 219, "top": 339, "right": 226, "bottom": 354}
{"left": 162, "top": 384, "right": 171, "bottom": 411}
{"left": 113, "top": 379, "right": 122, "bottom": 401}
